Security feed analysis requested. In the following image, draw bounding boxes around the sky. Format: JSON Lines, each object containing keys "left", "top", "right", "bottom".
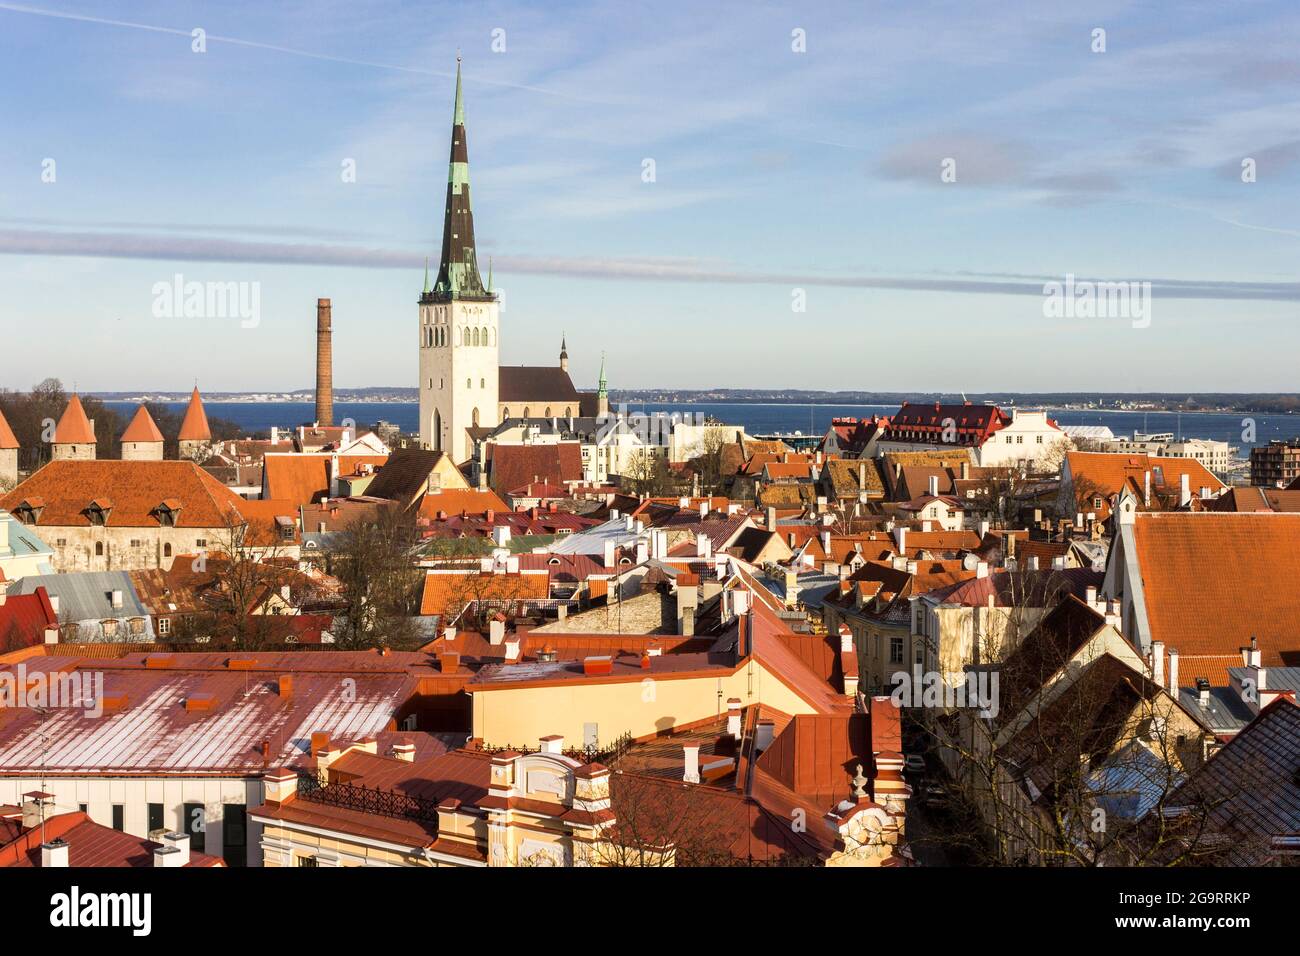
{"left": 1, "top": 0, "right": 1298, "bottom": 394}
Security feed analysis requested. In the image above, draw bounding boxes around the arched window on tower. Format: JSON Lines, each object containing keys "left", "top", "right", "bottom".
{"left": 502, "top": 408, "right": 511, "bottom": 419}
{"left": 481, "top": 327, "right": 489, "bottom": 347}
{"left": 523, "top": 407, "right": 530, "bottom": 418}
{"left": 545, "top": 407, "right": 552, "bottom": 417}
{"left": 473, "top": 407, "right": 480, "bottom": 426}
{"left": 473, "top": 328, "right": 480, "bottom": 346}
{"left": 463, "top": 328, "right": 470, "bottom": 346}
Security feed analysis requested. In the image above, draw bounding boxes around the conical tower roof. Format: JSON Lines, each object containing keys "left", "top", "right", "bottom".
{"left": 178, "top": 387, "right": 211, "bottom": 441}
{"left": 121, "top": 404, "right": 164, "bottom": 443}
{"left": 0, "top": 407, "right": 18, "bottom": 450}
{"left": 54, "top": 394, "right": 96, "bottom": 444}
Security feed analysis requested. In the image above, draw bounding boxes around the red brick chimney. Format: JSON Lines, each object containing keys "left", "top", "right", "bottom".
{"left": 315, "top": 298, "right": 334, "bottom": 427}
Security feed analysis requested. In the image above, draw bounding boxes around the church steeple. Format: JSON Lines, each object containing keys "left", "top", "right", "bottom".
{"left": 597, "top": 352, "right": 609, "bottom": 417}
{"left": 559, "top": 334, "right": 568, "bottom": 371}
{"left": 431, "top": 57, "right": 490, "bottom": 301}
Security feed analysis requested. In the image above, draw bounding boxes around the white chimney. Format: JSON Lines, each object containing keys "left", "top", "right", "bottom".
{"left": 49, "top": 594, "right": 59, "bottom": 614}
{"left": 540, "top": 735, "right": 564, "bottom": 754}
{"left": 838, "top": 624, "right": 854, "bottom": 653}
{"left": 154, "top": 844, "right": 186, "bottom": 868}
{"left": 726, "top": 698, "right": 742, "bottom": 738}
{"left": 699, "top": 501, "right": 708, "bottom": 519}
{"left": 732, "top": 590, "right": 750, "bottom": 617}
{"left": 921, "top": 520, "right": 932, "bottom": 533}
{"left": 1085, "top": 585, "right": 1098, "bottom": 609}
{"left": 504, "top": 636, "right": 521, "bottom": 662}
{"left": 682, "top": 744, "right": 700, "bottom": 784}
{"left": 111, "top": 589, "right": 123, "bottom": 609}
{"left": 1143, "top": 470, "right": 1151, "bottom": 506}
{"left": 492, "top": 525, "right": 511, "bottom": 547}
{"left": 489, "top": 617, "right": 506, "bottom": 645}
{"left": 1168, "top": 647, "right": 1179, "bottom": 696}
{"left": 696, "top": 534, "right": 712, "bottom": 559}
{"left": 1152, "top": 641, "right": 1165, "bottom": 688}
{"left": 820, "top": 530, "right": 831, "bottom": 555}
{"left": 41, "top": 839, "right": 69, "bottom": 867}
{"left": 392, "top": 741, "right": 416, "bottom": 762}
{"left": 975, "top": 561, "right": 988, "bottom": 579}
{"left": 603, "top": 539, "right": 617, "bottom": 568}
{"left": 978, "top": 520, "right": 990, "bottom": 539}
{"left": 927, "top": 475, "right": 939, "bottom": 497}
{"left": 895, "top": 527, "right": 908, "bottom": 554}
{"left": 163, "top": 831, "right": 191, "bottom": 865}
{"left": 270, "top": 426, "right": 279, "bottom": 444}
{"left": 1179, "top": 473, "right": 1191, "bottom": 507}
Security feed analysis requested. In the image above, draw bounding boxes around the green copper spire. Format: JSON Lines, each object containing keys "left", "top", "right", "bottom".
{"left": 487, "top": 256, "right": 493, "bottom": 292}
{"left": 598, "top": 352, "right": 607, "bottom": 396}
{"left": 422, "top": 256, "right": 430, "bottom": 294}
{"left": 431, "top": 55, "right": 490, "bottom": 301}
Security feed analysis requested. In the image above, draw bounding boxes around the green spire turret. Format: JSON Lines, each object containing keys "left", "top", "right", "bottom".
{"left": 430, "top": 56, "right": 490, "bottom": 301}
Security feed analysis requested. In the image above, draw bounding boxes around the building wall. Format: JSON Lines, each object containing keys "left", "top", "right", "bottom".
{"left": 121, "top": 440, "right": 164, "bottom": 462}
{"left": 0, "top": 449, "right": 16, "bottom": 490}
{"left": 34, "top": 524, "right": 230, "bottom": 573}
{"left": 51, "top": 443, "right": 95, "bottom": 462}
{"left": 497, "top": 398, "right": 578, "bottom": 420}
{"left": 977, "top": 411, "right": 1070, "bottom": 470}
{"left": 0, "top": 774, "right": 263, "bottom": 866}
{"left": 419, "top": 297, "right": 500, "bottom": 461}
{"left": 470, "top": 660, "right": 820, "bottom": 746}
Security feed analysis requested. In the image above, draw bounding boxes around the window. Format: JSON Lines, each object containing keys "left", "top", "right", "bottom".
{"left": 1036, "top": 435, "right": 1044, "bottom": 444}
{"left": 467, "top": 378, "right": 472, "bottom": 389}
{"left": 184, "top": 802, "right": 205, "bottom": 851}
{"left": 1016, "top": 435, "right": 1024, "bottom": 444}
{"left": 297, "top": 855, "right": 319, "bottom": 867}
{"left": 890, "top": 637, "right": 904, "bottom": 663}
{"left": 195, "top": 539, "right": 207, "bottom": 548}
{"left": 222, "top": 804, "right": 247, "bottom": 867}
{"left": 130, "top": 539, "right": 143, "bottom": 548}
{"left": 95, "top": 542, "right": 104, "bottom": 557}
{"left": 129, "top": 618, "right": 145, "bottom": 636}
{"left": 148, "top": 803, "right": 164, "bottom": 835}
{"left": 78, "top": 803, "right": 87, "bottom": 813}
{"left": 55, "top": 538, "right": 66, "bottom": 547}
{"left": 163, "top": 543, "right": 172, "bottom": 557}
{"left": 158, "top": 617, "right": 171, "bottom": 636}
{"left": 111, "top": 805, "right": 124, "bottom": 831}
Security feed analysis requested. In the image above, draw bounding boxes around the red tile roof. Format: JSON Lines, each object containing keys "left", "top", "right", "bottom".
{"left": 120, "top": 404, "right": 164, "bottom": 443}
{"left": 177, "top": 387, "right": 210, "bottom": 441}
{"left": 53, "top": 394, "right": 95, "bottom": 445}
{"left": 419, "top": 571, "right": 551, "bottom": 617}
{"left": 0, "top": 811, "right": 225, "bottom": 867}
{"left": 884, "top": 401, "right": 1010, "bottom": 445}
{"left": 1132, "top": 513, "right": 1300, "bottom": 671}
{"left": 487, "top": 443, "right": 582, "bottom": 494}
{"left": 262, "top": 454, "right": 388, "bottom": 507}
{"left": 1, "top": 460, "right": 250, "bottom": 528}
{"left": 0, "top": 588, "right": 57, "bottom": 650}
{"left": 417, "top": 488, "right": 509, "bottom": 519}
{"left": 1067, "top": 451, "right": 1225, "bottom": 518}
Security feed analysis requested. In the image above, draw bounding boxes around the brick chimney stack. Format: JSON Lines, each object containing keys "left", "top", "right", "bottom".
{"left": 315, "top": 298, "right": 334, "bottom": 426}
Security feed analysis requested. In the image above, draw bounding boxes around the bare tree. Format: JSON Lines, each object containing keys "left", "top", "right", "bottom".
{"left": 331, "top": 507, "right": 424, "bottom": 650}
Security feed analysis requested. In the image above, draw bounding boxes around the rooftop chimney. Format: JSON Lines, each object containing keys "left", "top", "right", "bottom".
{"left": 928, "top": 475, "right": 939, "bottom": 497}
{"left": 726, "top": 698, "right": 742, "bottom": 738}
{"left": 315, "top": 298, "right": 334, "bottom": 427}
{"left": 1168, "top": 647, "right": 1179, "bottom": 695}
{"left": 392, "top": 740, "right": 416, "bottom": 762}
{"left": 41, "top": 839, "right": 69, "bottom": 867}
{"left": 540, "top": 734, "right": 564, "bottom": 754}
{"left": 161, "top": 831, "right": 191, "bottom": 866}
{"left": 1179, "top": 473, "right": 1191, "bottom": 508}
{"left": 682, "top": 744, "right": 700, "bottom": 784}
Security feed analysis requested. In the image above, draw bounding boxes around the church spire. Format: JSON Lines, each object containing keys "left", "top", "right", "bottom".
{"left": 431, "top": 56, "right": 489, "bottom": 300}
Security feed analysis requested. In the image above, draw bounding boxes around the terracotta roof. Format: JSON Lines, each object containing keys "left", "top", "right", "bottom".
{"left": 53, "top": 394, "right": 95, "bottom": 445}
{"left": 884, "top": 402, "right": 1009, "bottom": 445}
{"left": 364, "top": 450, "right": 453, "bottom": 506}
{"left": 1132, "top": 512, "right": 1300, "bottom": 669}
{"left": 0, "top": 409, "right": 18, "bottom": 450}
{"left": 0, "top": 811, "right": 224, "bottom": 867}
{"left": 1066, "top": 451, "right": 1225, "bottom": 518}
{"left": 488, "top": 443, "right": 582, "bottom": 494}
{"left": 177, "top": 387, "right": 211, "bottom": 441}
{"left": 263, "top": 454, "right": 388, "bottom": 507}
{"left": 1, "top": 460, "right": 250, "bottom": 528}
{"left": 120, "top": 404, "right": 164, "bottom": 443}
{"left": 755, "top": 712, "right": 871, "bottom": 803}
{"left": 419, "top": 570, "right": 551, "bottom": 617}
{"left": 418, "top": 488, "right": 509, "bottom": 519}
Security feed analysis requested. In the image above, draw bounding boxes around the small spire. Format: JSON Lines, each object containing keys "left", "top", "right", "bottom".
{"left": 453, "top": 55, "right": 465, "bottom": 127}
{"left": 423, "top": 256, "right": 430, "bottom": 294}
{"left": 487, "top": 256, "right": 493, "bottom": 292}
{"left": 598, "top": 352, "right": 608, "bottom": 394}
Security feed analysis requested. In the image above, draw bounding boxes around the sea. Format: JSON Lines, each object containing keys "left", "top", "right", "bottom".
{"left": 103, "top": 400, "right": 1300, "bottom": 452}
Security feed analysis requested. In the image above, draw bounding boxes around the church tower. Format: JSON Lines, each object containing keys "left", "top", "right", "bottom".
{"left": 419, "top": 58, "right": 500, "bottom": 461}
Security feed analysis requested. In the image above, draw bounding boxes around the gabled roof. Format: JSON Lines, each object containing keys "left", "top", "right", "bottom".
{"left": 177, "top": 387, "right": 211, "bottom": 441}
{"left": 53, "top": 394, "right": 95, "bottom": 445}
{"left": 498, "top": 366, "right": 581, "bottom": 403}
{"left": 488, "top": 443, "right": 582, "bottom": 494}
{"left": 0, "top": 587, "right": 57, "bottom": 649}
{"left": 120, "top": 404, "right": 164, "bottom": 443}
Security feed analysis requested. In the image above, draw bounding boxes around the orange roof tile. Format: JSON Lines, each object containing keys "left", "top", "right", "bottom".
{"left": 1, "top": 460, "right": 249, "bottom": 528}
{"left": 178, "top": 387, "right": 211, "bottom": 441}
{"left": 418, "top": 488, "right": 509, "bottom": 519}
{"left": 419, "top": 571, "right": 551, "bottom": 617}
{"left": 53, "top": 394, "right": 95, "bottom": 445}
{"left": 120, "top": 404, "right": 164, "bottom": 443}
{"left": 1132, "top": 512, "right": 1300, "bottom": 669}
{"left": 0, "top": 408, "right": 18, "bottom": 450}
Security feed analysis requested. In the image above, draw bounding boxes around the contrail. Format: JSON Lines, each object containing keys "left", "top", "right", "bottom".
{"left": 0, "top": 1, "right": 622, "bottom": 104}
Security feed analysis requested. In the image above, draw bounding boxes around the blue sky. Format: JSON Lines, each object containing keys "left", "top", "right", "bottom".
{"left": 1, "top": 0, "right": 1298, "bottom": 393}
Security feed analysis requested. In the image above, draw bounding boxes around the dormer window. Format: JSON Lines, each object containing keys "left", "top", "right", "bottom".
{"left": 14, "top": 499, "right": 43, "bottom": 524}
{"left": 87, "top": 498, "right": 113, "bottom": 526}
{"left": 155, "top": 499, "right": 182, "bottom": 528}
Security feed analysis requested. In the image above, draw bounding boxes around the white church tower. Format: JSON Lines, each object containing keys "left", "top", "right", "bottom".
{"left": 419, "top": 58, "right": 500, "bottom": 460}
